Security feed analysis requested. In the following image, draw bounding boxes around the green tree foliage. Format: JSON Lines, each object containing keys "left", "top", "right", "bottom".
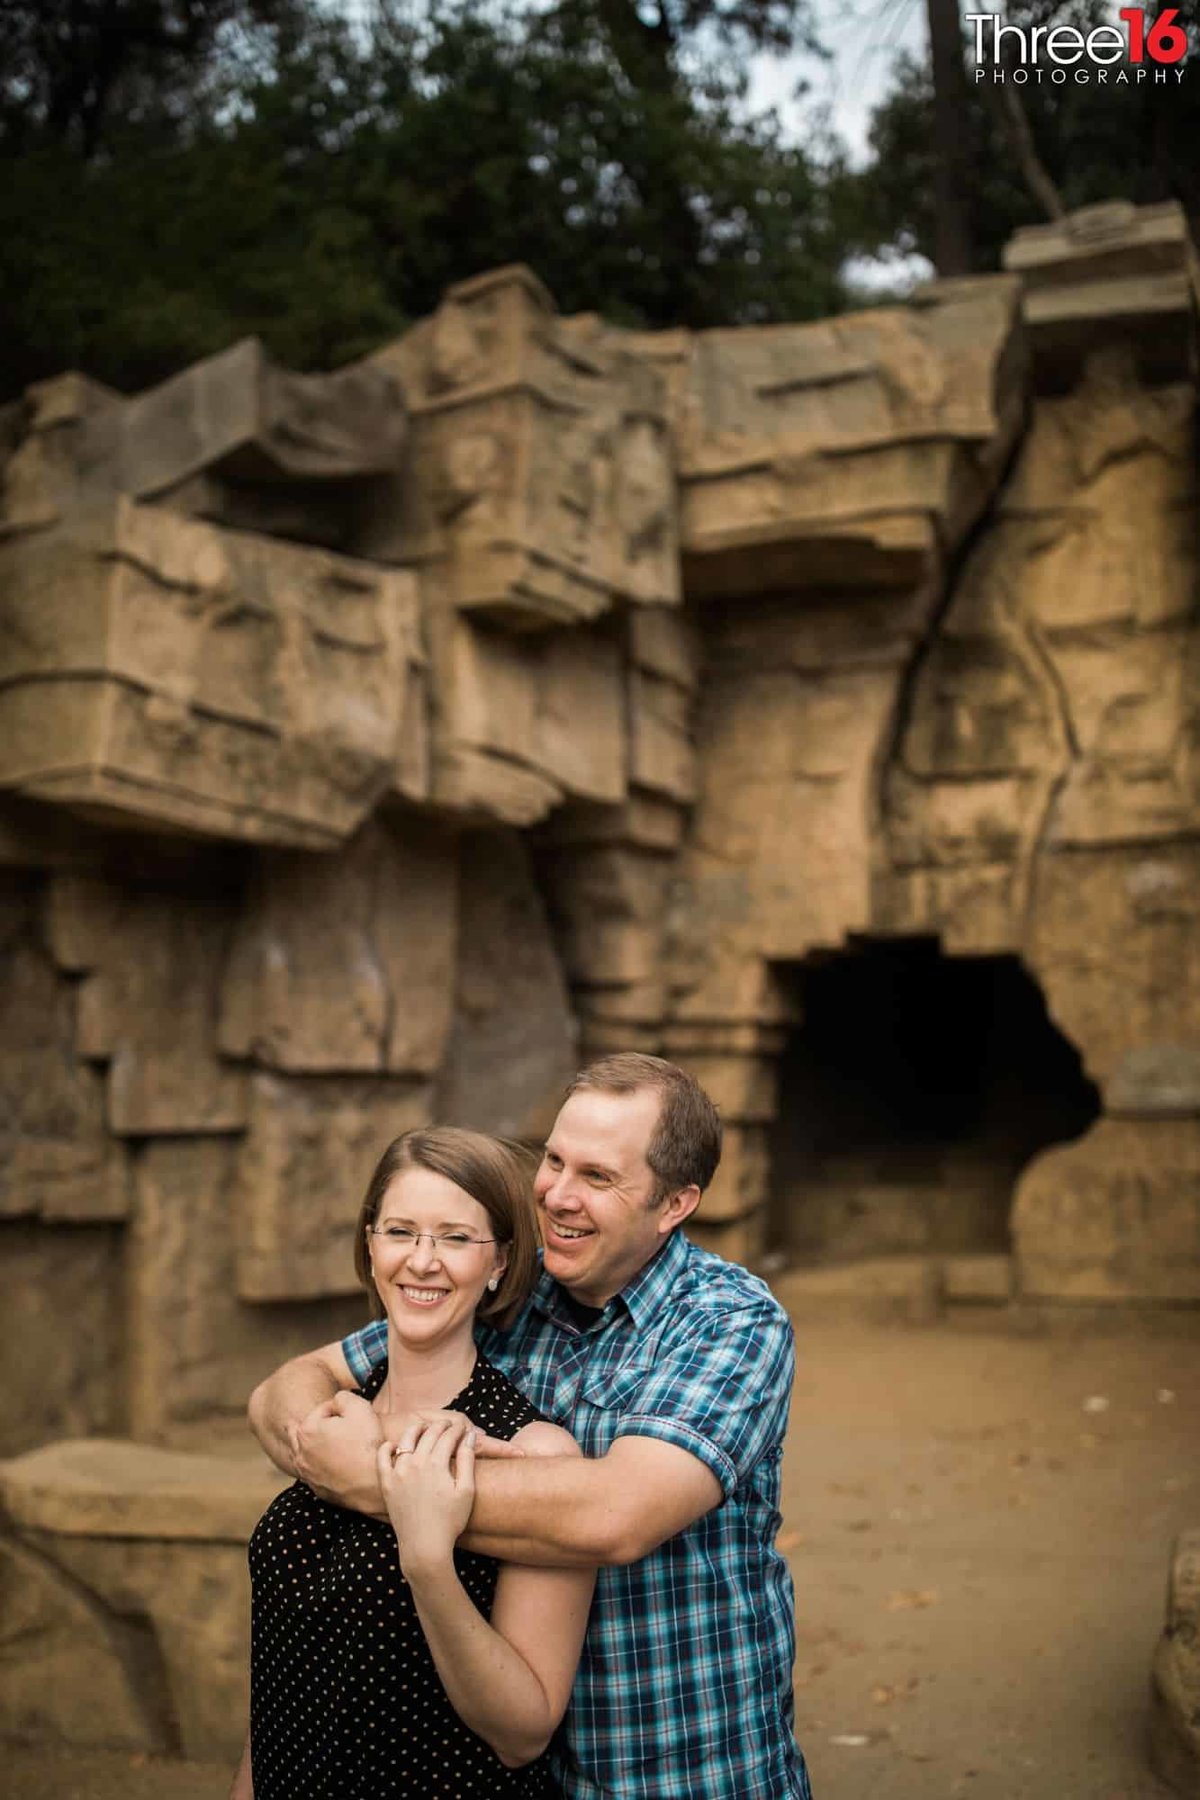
{"left": 853, "top": 0, "right": 1200, "bottom": 274}
{"left": 0, "top": 0, "right": 849, "bottom": 399}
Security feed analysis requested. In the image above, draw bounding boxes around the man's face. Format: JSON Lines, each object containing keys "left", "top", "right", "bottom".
{"left": 534, "top": 1086, "right": 675, "bottom": 1308}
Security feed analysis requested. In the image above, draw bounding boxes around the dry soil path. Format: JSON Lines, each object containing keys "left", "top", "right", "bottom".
{"left": 4, "top": 1311, "right": 1197, "bottom": 1799}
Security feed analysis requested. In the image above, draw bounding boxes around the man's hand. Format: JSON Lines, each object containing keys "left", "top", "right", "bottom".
{"left": 247, "top": 1341, "right": 355, "bottom": 1477}
{"left": 292, "top": 1394, "right": 385, "bottom": 1512}
{"left": 291, "top": 1394, "right": 526, "bottom": 1516}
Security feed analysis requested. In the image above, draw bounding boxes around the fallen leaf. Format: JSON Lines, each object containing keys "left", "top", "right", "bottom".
{"left": 1082, "top": 1395, "right": 1110, "bottom": 1414}
{"left": 885, "top": 1588, "right": 939, "bottom": 1611}
{"left": 777, "top": 1529, "right": 806, "bottom": 1551}
{"left": 871, "top": 1685, "right": 895, "bottom": 1705}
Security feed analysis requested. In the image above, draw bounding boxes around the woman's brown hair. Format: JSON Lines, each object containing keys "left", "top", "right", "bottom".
{"left": 353, "top": 1126, "right": 538, "bottom": 1331}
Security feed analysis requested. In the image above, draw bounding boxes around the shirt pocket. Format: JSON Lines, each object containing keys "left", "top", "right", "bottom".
{"left": 497, "top": 1360, "right": 559, "bottom": 1423}
{"left": 574, "top": 1358, "right": 658, "bottom": 1453}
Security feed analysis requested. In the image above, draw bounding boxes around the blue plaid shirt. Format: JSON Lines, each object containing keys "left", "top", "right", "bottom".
{"left": 343, "top": 1228, "right": 812, "bottom": 1800}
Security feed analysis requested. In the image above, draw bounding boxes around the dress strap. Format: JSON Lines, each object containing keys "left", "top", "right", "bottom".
{"left": 358, "top": 1360, "right": 388, "bottom": 1402}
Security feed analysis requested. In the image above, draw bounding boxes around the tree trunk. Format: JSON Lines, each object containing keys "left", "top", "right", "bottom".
{"left": 926, "top": 0, "right": 975, "bottom": 274}
{"left": 990, "top": 81, "right": 1065, "bottom": 221}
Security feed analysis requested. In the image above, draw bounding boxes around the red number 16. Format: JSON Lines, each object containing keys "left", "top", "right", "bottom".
{"left": 1119, "top": 7, "right": 1189, "bottom": 62}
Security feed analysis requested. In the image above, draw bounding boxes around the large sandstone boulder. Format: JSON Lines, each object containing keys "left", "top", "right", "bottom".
{"left": 0, "top": 498, "right": 424, "bottom": 848}
{"left": 0, "top": 1439, "right": 286, "bottom": 1761}
{"left": 662, "top": 277, "right": 1025, "bottom": 598}
{"left": 1012, "top": 1119, "right": 1200, "bottom": 1302}
{"left": 366, "top": 265, "right": 679, "bottom": 627}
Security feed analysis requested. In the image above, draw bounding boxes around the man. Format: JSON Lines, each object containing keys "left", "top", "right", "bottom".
{"left": 250, "top": 1052, "right": 812, "bottom": 1799}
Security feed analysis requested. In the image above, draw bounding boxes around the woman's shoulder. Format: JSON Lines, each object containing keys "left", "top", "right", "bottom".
{"left": 467, "top": 1353, "right": 547, "bottom": 1440}
{"left": 510, "top": 1418, "right": 580, "bottom": 1457}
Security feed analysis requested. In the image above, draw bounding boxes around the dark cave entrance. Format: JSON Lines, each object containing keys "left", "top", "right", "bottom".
{"left": 767, "top": 937, "right": 1101, "bottom": 1262}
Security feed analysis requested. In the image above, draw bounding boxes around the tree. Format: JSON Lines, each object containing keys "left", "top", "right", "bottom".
{"left": 0, "top": 0, "right": 288, "bottom": 155}
{"left": 0, "top": 0, "right": 854, "bottom": 399}
{"left": 853, "top": 1, "right": 1200, "bottom": 276}
{"left": 925, "top": 0, "right": 975, "bottom": 272}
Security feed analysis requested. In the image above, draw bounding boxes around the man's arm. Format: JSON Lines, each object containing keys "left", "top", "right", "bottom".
{"left": 247, "top": 1341, "right": 356, "bottom": 1475}
{"left": 248, "top": 1341, "right": 529, "bottom": 1514}
{"left": 385, "top": 1424, "right": 723, "bottom": 1566}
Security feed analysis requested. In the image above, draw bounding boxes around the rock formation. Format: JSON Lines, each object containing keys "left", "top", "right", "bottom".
{"left": 1, "top": 201, "right": 1198, "bottom": 1757}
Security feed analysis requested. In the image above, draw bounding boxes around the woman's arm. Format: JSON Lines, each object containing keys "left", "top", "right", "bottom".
{"left": 378, "top": 1420, "right": 594, "bottom": 1766}
{"left": 229, "top": 1727, "right": 254, "bottom": 1800}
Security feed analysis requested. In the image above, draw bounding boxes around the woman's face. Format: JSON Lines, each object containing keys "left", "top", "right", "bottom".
{"left": 367, "top": 1166, "right": 507, "bottom": 1351}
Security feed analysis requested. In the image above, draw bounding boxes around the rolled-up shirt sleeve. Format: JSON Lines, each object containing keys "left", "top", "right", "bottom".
{"left": 342, "top": 1319, "right": 388, "bottom": 1386}
{"left": 613, "top": 1303, "right": 795, "bottom": 1496}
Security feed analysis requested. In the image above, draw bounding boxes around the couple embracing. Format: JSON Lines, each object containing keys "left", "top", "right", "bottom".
{"left": 237, "top": 1052, "right": 814, "bottom": 1799}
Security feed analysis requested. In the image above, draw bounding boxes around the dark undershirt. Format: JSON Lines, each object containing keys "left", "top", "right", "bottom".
{"left": 552, "top": 1282, "right": 605, "bottom": 1334}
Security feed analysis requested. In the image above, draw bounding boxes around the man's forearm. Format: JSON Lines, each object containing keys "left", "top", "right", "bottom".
{"left": 460, "top": 1456, "right": 630, "bottom": 1567}
{"left": 248, "top": 1357, "right": 343, "bottom": 1475}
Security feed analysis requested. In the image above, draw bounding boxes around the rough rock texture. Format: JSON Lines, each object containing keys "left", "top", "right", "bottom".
{"left": 1, "top": 215, "right": 1199, "bottom": 1750}
{"left": 0, "top": 498, "right": 423, "bottom": 848}
{"left": 71, "top": 873, "right": 249, "bottom": 1137}
{"left": 366, "top": 266, "right": 679, "bottom": 627}
{"left": 0, "top": 1223, "right": 123, "bottom": 1454}
{"left": 127, "top": 1137, "right": 369, "bottom": 1441}
{"left": 1004, "top": 199, "right": 1199, "bottom": 386}
{"left": 0, "top": 1536, "right": 161, "bottom": 1752}
{"left": 0, "top": 874, "right": 129, "bottom": 1219}
{"left": 1012, "top": 1119, "right": 1200, "bottom": 1303}
{"left": 0, "top": 1439, "right": 286, "bottom": 1761}
{"left": 1149, "top": 1527, "right": 1200, "bottom": 1797}
{"left": 116, "top": 336, "right": 407, "bottom": 496}
{"left": 218, "top": 817, "right": 459, "bottom": 1077}
{"left": 661, "top": 275, "right": 1026, "bottom": 599}
{"left": 436, "top": 829, "right": 577, "bottom": 1139}
{"left": 234, "top": 1072, "right": 433, "bottom": 1302}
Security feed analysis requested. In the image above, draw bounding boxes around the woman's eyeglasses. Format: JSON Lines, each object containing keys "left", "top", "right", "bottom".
{"left": 369, "top": 1227, "right": 499, "bottom": 1254}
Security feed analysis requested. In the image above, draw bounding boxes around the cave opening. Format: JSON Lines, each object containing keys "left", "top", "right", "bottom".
{"left": 767, "top": 937, "right": 1101, "bottom": 1263}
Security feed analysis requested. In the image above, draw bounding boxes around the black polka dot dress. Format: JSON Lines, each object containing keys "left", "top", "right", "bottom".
{"left": 248, "top": 1356, "right": 556, "bottom": 1798}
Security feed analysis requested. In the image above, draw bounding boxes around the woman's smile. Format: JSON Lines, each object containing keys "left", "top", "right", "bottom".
{"left": 398, "top": 1283, "right": 451, "bottom": 1305}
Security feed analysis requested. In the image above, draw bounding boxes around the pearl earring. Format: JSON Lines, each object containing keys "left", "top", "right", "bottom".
{"left": 487, "top": 1276, "right": 499, "bottom": 1291}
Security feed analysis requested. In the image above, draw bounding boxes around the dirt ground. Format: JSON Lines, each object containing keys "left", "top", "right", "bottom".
{"left": 4, "top": 1308, "right": 1198, "bottom": 1800}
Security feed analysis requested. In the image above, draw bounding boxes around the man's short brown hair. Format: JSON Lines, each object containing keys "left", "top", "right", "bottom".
{"left": 565, "top": 1052, "right": 723, "bottom": 1200}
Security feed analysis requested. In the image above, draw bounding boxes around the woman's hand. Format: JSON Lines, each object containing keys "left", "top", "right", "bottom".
{"left": 379, "top": 1406, "right": 526, "bottom": 1462}
{"left": 378, "top": 1416, "right": 477, "bottom": 1576}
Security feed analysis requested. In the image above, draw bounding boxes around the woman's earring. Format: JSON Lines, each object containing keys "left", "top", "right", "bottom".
{"left": 486, "top": 1276, "right": 499, "bottom": 1291}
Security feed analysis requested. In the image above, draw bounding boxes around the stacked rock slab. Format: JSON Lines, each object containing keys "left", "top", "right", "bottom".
{"left": 878, "top": 201, "right": 1200, "bottom": 1303}
{"left": 1, "top": 209, "right": 1199, "bottom": 1758}
{"left": 650, "top": 274, "right": 1028, "bottom": 1258}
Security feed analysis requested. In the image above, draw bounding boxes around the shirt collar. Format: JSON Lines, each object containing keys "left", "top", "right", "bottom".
{"left": 531, "top": 1227, "right": 692, "bottom": 1335}
{"left": 619, "top": 1226, "right": 692, "bottom": 1329}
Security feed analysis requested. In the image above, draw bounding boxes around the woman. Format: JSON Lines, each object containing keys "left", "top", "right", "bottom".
{"left": 232, "top": 1127, "right": 593, "bottom": 1799}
